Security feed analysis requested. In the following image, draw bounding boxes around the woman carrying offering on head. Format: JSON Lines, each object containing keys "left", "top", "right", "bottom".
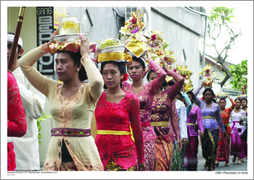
{"left": 193, "top": 82, "right": 226, "bottom": 171}
{"left": 215, "top": 95, "right": 235, "bottom": 167}
{"left": 146, "top": 58, "right": 184, "bottom": 171}
{"left": 122, "top": 51, "right": 167, "bottom": 171}
{"left": 18, "top": 31, "right": 104, "bottom": 171}
{"left": 94, "top": 40, "right": 145, "bottom": 171}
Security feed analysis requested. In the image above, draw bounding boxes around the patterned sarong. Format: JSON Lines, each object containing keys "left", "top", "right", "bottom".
{"left": 135, "top": 140, "right": 155, "bottom": 171}
{"left": 201, "top": 129, "right": 219, "bottom": 169}
{"left": 171, "top": 141, "right": 187, "bottom": 171}
{"left": 155, "top": 136, "right": 174, "bottom": 171}
{"left": 106, "top": 157, "right": 134, "bottom": 171}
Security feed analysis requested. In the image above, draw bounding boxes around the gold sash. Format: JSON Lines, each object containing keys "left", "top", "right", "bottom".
{"left": 97, "top": 125, "right": 135, "bottom": 142}
{"left": 151, "top": 121, "right": 169, "bottom": 127}
{"left": 202, "top": 116, "right": 215, "bottom": 119}
{"left": 186, "top": 123, "right": 195, "bottom": 126}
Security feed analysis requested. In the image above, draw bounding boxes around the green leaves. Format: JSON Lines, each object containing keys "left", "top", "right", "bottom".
{"left": 37, "top": 112, "right": 52, "bottom": 145}
{"left": 229, "top": 60, "right": 247, "bottom": 92}
{"left": 208, "top": 7, "right": 236, "bottom": 25}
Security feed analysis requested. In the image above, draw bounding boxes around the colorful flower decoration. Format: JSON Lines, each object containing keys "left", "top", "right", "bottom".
{"left": 174, "top": 65, "right": 189, "bottom": 78}
{"left": 120, "top": 9, "right": 145, "bottom": 36}
{"left": 199, "top": 64, "right": 214, "bottom": 88}
{"left": 199, "top": 64, "right": 214, "bottom": 77}
{"left": 163, "top": 50, "right": 176, "bottom": 66}
{"left": 120, "top": 9, "right": 148, "bottom": 58}
{"left": 48, "top": 41, "right": 96, "bottom": 54}
{"left": 146, "top": 29, "right": 168, "bottom": 60}
{"left": 122, "top": 73, "right": 129, "bottom": 81}
{"left": 174, "top": 65, "right": 193, "bottom": 92}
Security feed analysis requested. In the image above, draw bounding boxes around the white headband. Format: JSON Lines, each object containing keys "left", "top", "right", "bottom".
{"left": 7, "top": 34, "right": 23, "bottom": 48}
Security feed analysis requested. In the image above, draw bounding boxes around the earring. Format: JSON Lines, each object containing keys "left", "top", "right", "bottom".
{"left": 77, "top": 69, "right": 79, "bottom": 71}
{"left": 121, "top": 76, "right": 123, "bottom": 80}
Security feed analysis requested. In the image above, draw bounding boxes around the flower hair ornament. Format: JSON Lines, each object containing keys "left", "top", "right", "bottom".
{"left": 121, "top": 73, "right": 129, "bottom": 81}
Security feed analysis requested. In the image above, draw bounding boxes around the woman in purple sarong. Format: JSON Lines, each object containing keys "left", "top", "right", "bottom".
{"left": 122, "top": 51, "right": 166, "bottom": 171}
{"left": 184, "top": 91, "right": 204, "bottom": 171}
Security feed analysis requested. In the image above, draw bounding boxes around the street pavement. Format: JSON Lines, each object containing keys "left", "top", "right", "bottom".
{"left": 38, "top": 145, "right": 248, "bottom": 172}
{"left": 196, "top": 145, "right": 248, "bottom": 171}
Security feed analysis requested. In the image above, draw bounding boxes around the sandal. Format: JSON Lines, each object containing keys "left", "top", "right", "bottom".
{"left": 204, "top": 164, "right": 207, "bottom": 168}
{"left": 225, "top": 163, "right": 229, "bottom": 167}
{"left": 237, "top": 160, "right": 242, "bottom": 165}
{"left": 240, "top": 158, "right": 244, "bottom": 162}
{"left": 215, "top": 161, "right": 219, "bottom": 167}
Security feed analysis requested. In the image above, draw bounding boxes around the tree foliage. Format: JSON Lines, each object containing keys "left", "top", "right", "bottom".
{"left": 228, "top": 60, "right": 247, "bottom": 92}
{"left": 206, "top": 7, "right": 242, "bottom": 87}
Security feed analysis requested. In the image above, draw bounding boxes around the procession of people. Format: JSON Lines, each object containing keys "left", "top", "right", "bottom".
{"left": 7, "top": 9, "right": 248, "bottom": 172}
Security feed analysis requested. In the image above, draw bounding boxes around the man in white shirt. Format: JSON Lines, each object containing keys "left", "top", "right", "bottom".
{"left": 7, "top": 33, "right": 46, "bottom": 170}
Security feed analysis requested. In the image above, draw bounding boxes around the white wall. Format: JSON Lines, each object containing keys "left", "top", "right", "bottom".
{"left": 150, "top": 7, "right": 205, "bottom": 90}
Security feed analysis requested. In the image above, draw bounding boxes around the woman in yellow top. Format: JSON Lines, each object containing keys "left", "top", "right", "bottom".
{"left": 18, "top": 33, "right": 104, "bottom": 171}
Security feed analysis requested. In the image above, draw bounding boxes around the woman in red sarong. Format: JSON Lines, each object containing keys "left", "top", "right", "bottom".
{"left": 215, "top": 95, "right": 235, "bottom": 167}
{"left": 7, "top": 71, "right": 27, "bottom": 171}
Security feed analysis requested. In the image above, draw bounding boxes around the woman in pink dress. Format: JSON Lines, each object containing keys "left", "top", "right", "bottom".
{"left": 8, "top": 71, "right": 27, "bottom": 171}
{"left": 147, "top": 59, "right": 184, "bottom": 171}
{"left": 95, "top": 60, "right": 145, "bottom": 171}
{"left": 240, "top": 98, "right": 247, "bottom": 162}
{"left": 230, "top": 98, "right": 246, "bottom": 165}
{"left": 122, "top": 51, "right": 166, "bottom": 171}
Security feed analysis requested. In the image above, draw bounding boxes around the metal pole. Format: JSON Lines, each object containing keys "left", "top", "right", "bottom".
{"left": 202, "top": 15, "right": 208, "bottom": 69}
{"left": 184, "top": 6, "right": 208, "bottom": 81}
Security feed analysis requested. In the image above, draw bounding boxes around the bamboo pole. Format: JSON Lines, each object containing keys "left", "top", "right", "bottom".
{"left": 8, "top": 7, "right": 26, "bottom": 71}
